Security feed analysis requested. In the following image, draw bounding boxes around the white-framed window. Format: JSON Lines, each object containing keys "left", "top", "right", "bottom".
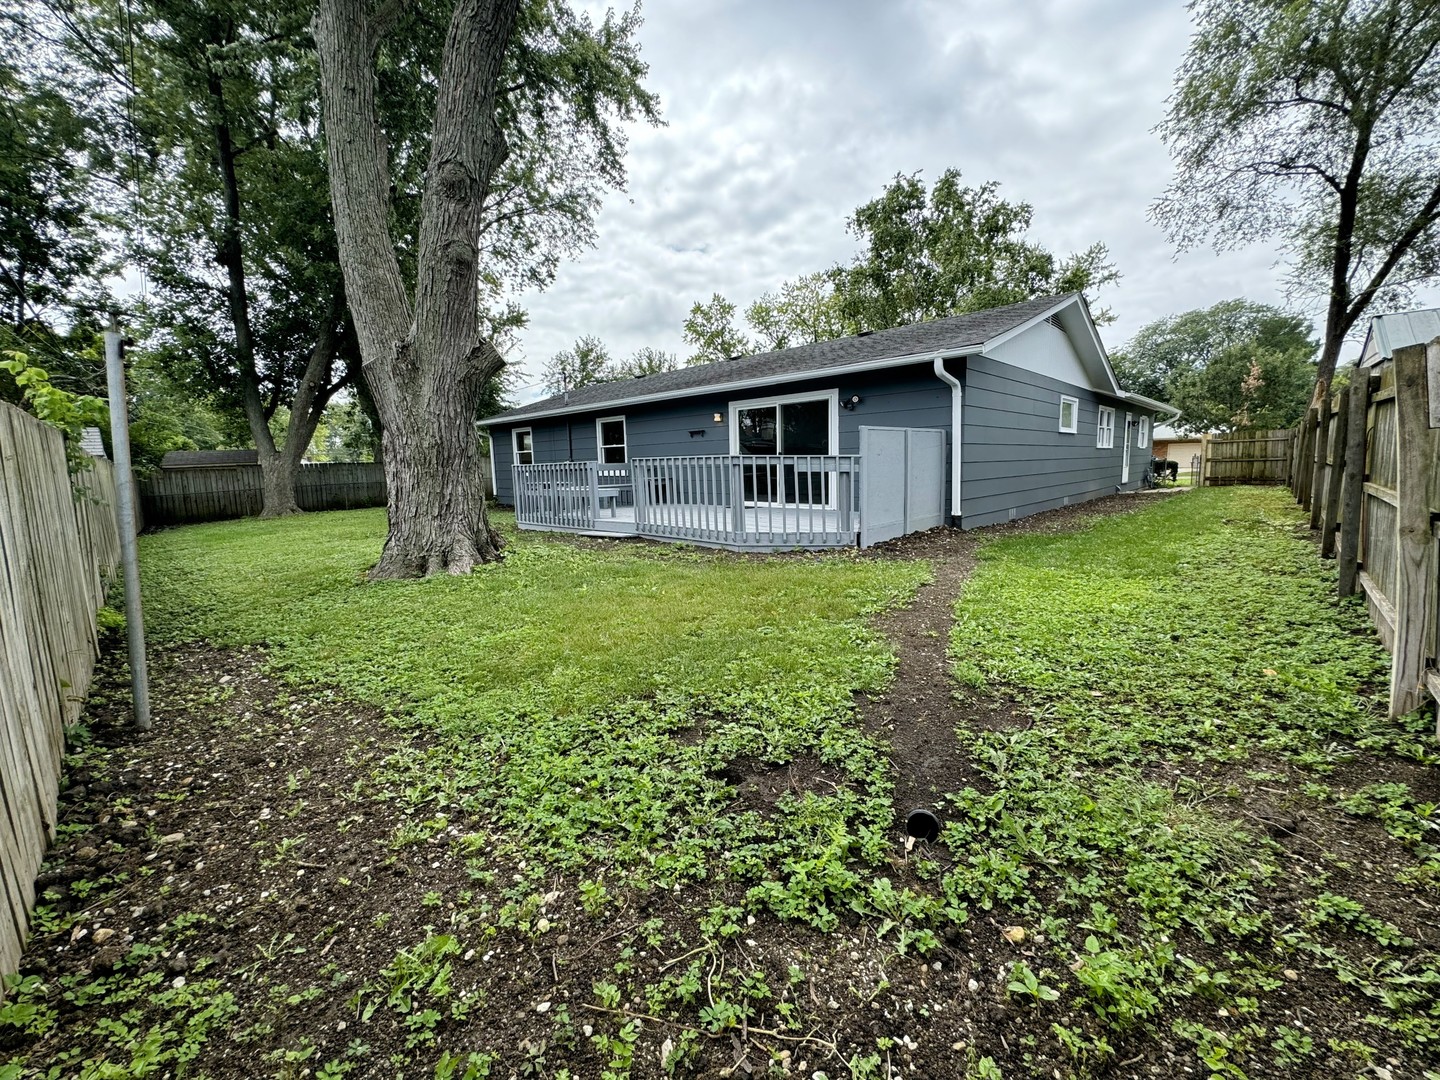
{"left": 1096, "top": 407, "right": 1115, "bottom": 449}
{"left": 512, "top": 427, "right": 534, "bottom": 465}
{"left": 1058, "top": 395, "right": 1079, "bottom": 434}
{"left": 1137, "top": 415, "right": 1150, "bottom": 448}
{"left": 597, "top": 415, "right": 627, "bottom": 463}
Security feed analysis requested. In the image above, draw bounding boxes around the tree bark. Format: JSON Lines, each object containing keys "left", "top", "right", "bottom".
{"left": 314, "top": 0, "right": 519, "bottom": 577}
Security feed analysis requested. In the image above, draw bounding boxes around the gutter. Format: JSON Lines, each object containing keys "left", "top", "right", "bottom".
{"left": 932, "top": 355, "right": 963, "bottom": 524}
{"left": 1119, "top": 390, "right": 1180, "bottom": 419}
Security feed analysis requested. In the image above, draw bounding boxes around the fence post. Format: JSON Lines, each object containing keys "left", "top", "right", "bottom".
{"left": 1320, "top": 389, "right": 1348, "bottom": 557}
{"left": 1337, "top": 376, "right": 1372, "bottom": 594}
{"left": 1296, "top": 408, "right": 1317, "bottom": 506}
{"left": 1308, "top": 398, "right": 1330, "bottom": 529}
{"left": 1387, "top": 341, "right": 1437, "bottom": 718}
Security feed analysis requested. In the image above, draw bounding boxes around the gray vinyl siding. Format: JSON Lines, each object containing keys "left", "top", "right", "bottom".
{"left": 960, "top": 354, "right": 1137, "bottom": 529}
{"left": 489, "top": 362, "right": 956, "bottom": 509}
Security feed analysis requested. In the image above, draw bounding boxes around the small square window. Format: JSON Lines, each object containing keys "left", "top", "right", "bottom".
{"left": 1058, "top": 395, "right": 1078, "bottom": 434}
{"left": 1097, "top": 407, "right": 1115, "bottom": 449}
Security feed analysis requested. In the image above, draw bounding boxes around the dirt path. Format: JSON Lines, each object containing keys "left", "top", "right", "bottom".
{"left": 859, "top": 492, "right": 1174, "bottom": 816}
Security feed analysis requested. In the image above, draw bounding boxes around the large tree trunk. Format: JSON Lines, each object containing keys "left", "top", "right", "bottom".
{"left": 314, "top": 0, "right": 519, "bottom": 578}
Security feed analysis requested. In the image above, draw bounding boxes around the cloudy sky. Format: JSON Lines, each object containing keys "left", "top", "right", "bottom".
{"left": 505, "top": 0, "right": 1432, "bottom": 403}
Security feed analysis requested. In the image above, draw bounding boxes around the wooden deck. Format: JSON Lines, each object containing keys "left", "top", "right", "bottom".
{"left": 513, "top": 457, "right": 861, "bottom": 550}
{"left": 517, "top": 503, "right": 859, "bottom": 548}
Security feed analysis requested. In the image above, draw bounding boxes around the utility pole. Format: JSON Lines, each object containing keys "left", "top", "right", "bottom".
{"left": 104, "top": 314, "right": 151, "bottom": 731}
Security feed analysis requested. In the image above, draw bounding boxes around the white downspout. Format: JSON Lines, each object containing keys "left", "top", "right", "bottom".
{"left": 933, "top": 356, "right": 963, "bottom": 525}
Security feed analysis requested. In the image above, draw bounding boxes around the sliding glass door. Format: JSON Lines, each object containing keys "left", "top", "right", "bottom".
{"left": 732, "top": 395, "right": 834, "bottom": 505}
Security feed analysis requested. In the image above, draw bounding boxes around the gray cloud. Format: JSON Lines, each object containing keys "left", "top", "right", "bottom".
{"left": 506, "top": 0, "right": 1436, "bottom": 401}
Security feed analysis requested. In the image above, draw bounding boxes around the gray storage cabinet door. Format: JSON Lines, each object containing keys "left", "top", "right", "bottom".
{"left": 859, "top": 426, "right": 947, "bottom": 547}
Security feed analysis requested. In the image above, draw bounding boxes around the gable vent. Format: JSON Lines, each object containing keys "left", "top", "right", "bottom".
{"left": 1045, "top": 313, "right": 1064, "bottom": 329}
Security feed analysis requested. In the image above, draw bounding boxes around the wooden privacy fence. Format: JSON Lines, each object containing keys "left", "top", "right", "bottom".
{"left": 1199, "top": 429, "right": 1295, "bottom": 485}
{"left": 1291, "top": 338, "right": 1440, "bottom": 722}
{"left": 0, "top": 402, "right": 121, "bottom": 981}
{"left": 137, "top": 456, "right": 496, "bottom": 527}
{"left": 139, "top": 461, "right": 386, "bottom": 526}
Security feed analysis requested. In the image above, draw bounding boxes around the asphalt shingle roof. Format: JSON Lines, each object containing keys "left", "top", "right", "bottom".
{"left": 485, "top": 293, "right": 1074, "bottom": 425}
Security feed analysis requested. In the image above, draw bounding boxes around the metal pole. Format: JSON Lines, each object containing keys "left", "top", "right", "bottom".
{"left": 104, "top": 315, "right": 151, "bottom": 731}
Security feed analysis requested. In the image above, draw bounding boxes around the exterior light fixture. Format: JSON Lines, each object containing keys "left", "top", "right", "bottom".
{"left": 840, "top": 394, "right": 862, "bottom": 411}
{"left": 713, "top": 412, "right": 724, "bottom": 423}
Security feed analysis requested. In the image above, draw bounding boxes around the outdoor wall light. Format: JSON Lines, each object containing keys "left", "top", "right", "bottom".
{"left": 713, "top": 412, "right": 724, "bottom": 423}
{"left": 840, "top": 394, "right": 862, "bottom": 411}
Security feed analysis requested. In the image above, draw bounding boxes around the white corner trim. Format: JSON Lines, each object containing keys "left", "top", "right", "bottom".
{"left": 933, "top": 357, "right": 962, "bottom": 521}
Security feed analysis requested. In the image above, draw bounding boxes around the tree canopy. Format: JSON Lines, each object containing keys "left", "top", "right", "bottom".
{"left": 542, "top": 335, "right": 614, "bottom": 394}
{"left": 1112, "top": 300, "right": 1318, "bottom": 433}
{"left": 1154, "top": 0, "right": 1440, "bottom": 395}
{"left": 834, "top": 169, "right": 1120, "bottom": 331}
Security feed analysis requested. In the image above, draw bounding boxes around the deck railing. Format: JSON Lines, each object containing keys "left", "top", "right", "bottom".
{"left": 513, "top": 461, "right": 603, "bottom": 531}
{"left": 513, "top": 456, "right": 861, "bottom": 548}
{"left": 632, "top": 455, "right": 859, "bottom": 548}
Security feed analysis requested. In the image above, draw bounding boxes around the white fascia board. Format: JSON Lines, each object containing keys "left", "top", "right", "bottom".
{"left": 1119, "top": 391, "right": 1180, "bottom": 418}
{"left": 477, "top": 348, "right": 978, "bottom": 426}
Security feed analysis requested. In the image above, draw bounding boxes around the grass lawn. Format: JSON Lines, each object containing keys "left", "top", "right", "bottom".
{"left": 3, "top": 490, "right": 1437, "bottom": 1079}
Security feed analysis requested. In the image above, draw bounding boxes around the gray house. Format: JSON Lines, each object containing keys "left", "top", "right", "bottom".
{"left": 481, "top": 293, "right": 1176, "bottom": 550}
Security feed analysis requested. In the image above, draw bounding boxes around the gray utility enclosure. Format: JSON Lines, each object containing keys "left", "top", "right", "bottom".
{"left": 483, "top": 293, "right": 1176, "bottom": 551}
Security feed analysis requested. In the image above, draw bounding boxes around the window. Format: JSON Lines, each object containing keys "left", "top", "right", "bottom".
{"left": 513, "top": 427, "right": 534, "bottom": 465}
{"left": 597, "top": 416, "right": 627, "bottom": 463}
{"left": 1096, "top": 407, "right": 1115, "bottom": 449}
{"left": 1059, "top": 395, "right": 1079, "bottom": 434}
{"left": 1137, "top": 416, "right": 1150, "bottom": 448}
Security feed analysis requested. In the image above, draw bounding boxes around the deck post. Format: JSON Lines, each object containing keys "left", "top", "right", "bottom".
{"left": 837, "top": 460, "right": 853, "bottom": 536}
{"left": 731, "top": 459, "right": 745, "bottom": 538}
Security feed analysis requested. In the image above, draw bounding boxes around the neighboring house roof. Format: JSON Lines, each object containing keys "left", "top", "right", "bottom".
{"left": 1360, "top": 306, "right": 1440, "bottom": 367}
{"left": 483, "top": 293, "right": 1177, "bottom": 426}
{"left": 159, "top": 449, "right": 259, "bottom": 468}
{"left": 79, "top": 427, "right": 107, "bottom": 458}
{"left": 1153, "top": 425, "right": 1208, "bottom": 441}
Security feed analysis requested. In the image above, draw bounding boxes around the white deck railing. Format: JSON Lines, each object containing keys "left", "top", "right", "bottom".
{"left": 513, "top": 456, "right": 860, "bottom": 548}
{"left": 632, "top": 455, "right": 859, "bottom": 548}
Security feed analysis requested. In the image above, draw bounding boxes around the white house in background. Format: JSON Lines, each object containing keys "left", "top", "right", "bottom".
{"left": 1360, "top": 306, "right": 1440, "bottom": 367}
{"left": 1152, "top": 424, "right": 1206, "bottom": 472}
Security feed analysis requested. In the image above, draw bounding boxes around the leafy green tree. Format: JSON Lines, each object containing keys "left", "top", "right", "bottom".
{"left": 615, "top": 346, "right": 677, "bottom": 379}
{"left": 40, "top": 0, "right": 357, "bottom": 514}
{"left": 0, "top": 38, "right": 112, "bottom": 405}
{"left": 744, "top": 272, "right": 850, "bottom": 350}
{"left": 682, "top": 294, "right": 751, "bottom": 365}
{"left": 542, "top": 335, "right": 613, "bottom": 394}
{"left": 1112, "top": 300, "right": 1318, "bottom": 432}
{"left": 315, "top": 0, "right": 660, "bottom": 576}
{"left": 833, "top": 169, "right": 1120, "bottom": 332}
{"left": 1154, "top": 0, "right": 1440, "bottom": 402}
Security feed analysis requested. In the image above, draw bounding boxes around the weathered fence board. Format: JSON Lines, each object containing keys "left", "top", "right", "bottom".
{"left": 1287, "top": 339, "right": 1440, "bottom": 724}
{"left": 1200, "top": 429, "right": 1295, "bottom": 485}
{"left": 139, "top": 462, "right": 385, "bottom": 525}
{"left": 0, "top": 402, "right": 120, "bottom": 983}
{"left": 136, "top": 456, "right": 494, "bottom": 527}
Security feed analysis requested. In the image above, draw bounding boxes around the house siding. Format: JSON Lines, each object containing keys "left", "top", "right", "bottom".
{"left": 960, "top": 354, "right": 1140, "bottom": 529}
{"left": 490, "top": 362, "right": 957, "bottom": 510}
